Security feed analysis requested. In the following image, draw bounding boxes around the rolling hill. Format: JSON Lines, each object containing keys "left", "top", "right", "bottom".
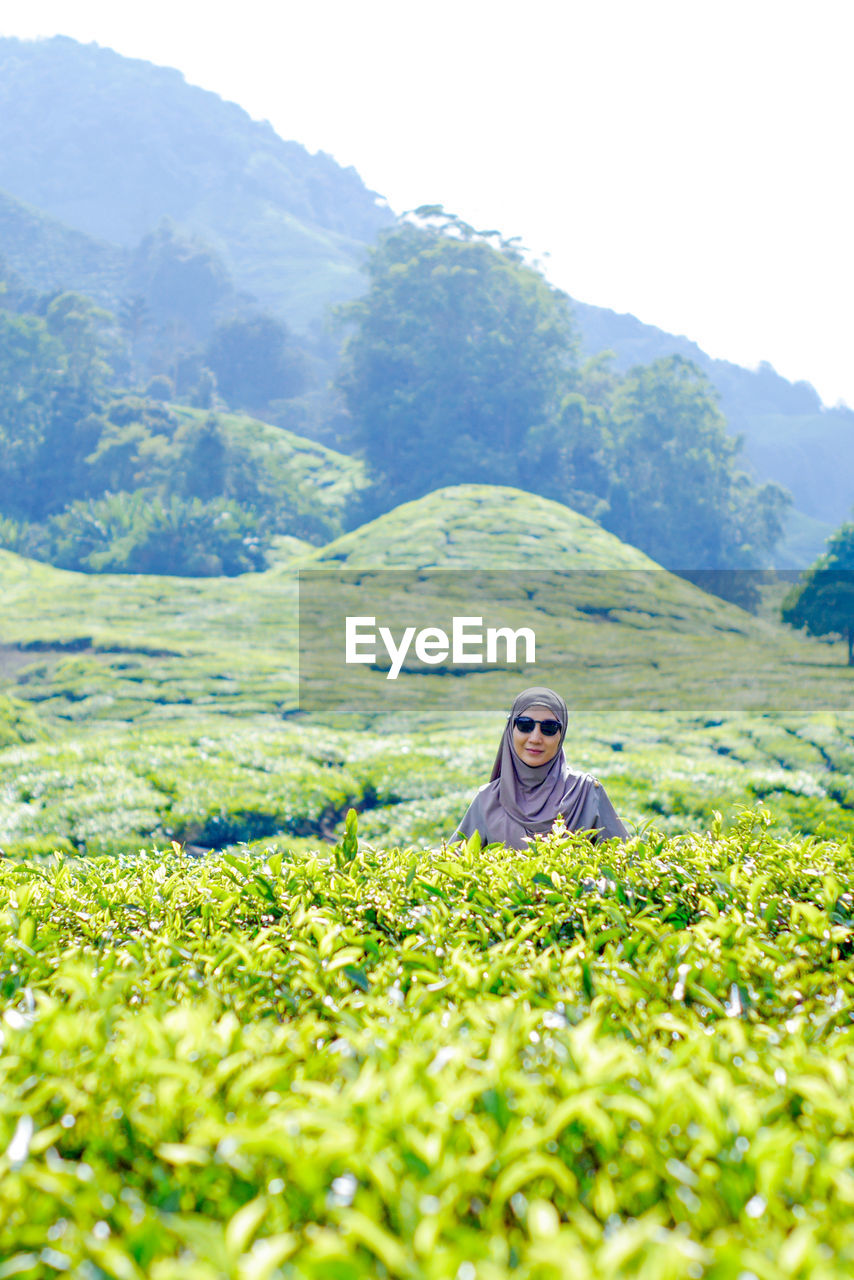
{"left": 0, "top": 483, "right": 840, "bottom": 730}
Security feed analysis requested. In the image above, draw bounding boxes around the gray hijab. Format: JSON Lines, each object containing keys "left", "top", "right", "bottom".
{"left": 467, "top": 686, "right": 627, "bottom": 847}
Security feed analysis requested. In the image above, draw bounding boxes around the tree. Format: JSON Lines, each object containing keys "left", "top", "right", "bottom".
{"left": 44, "top": 292, "right": 117, "bottom": 394}
{"left": 173, "top": 414, "right": 227, "bottom": 501}
{"left": 521, "top": 391, "right": 611, "bottom": 522}
{"left": 782, "top": 522, "right": 854, "bottom": 665}
{"left": 205, "top": 313, "right": 307, "bottom": 411}
{"left": 602, "top": 355, "right": 790, "bottom": 595}
{"left": 130, "top": 223, "right": 238, "bottom": 341}
{"left": 338, "top": 210, "right": 577, "bottom": 511}
{"left": 0, "top": 311, "right": 65, "bottom": 519}
{"left": 118, "top": 294, "right": 150, "bottom": 384}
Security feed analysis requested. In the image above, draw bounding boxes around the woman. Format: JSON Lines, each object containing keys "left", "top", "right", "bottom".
{"left": 453, "top": 686, "right": 627, "bottom": 849}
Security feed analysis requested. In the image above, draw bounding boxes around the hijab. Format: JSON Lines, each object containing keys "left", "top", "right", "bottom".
{"left": 471, "top": 686, "right": 626, "bottom": 847}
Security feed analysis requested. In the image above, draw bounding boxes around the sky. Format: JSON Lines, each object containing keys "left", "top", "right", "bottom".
{"left": 2, "top": 0, "right": 852, "bottom": 407}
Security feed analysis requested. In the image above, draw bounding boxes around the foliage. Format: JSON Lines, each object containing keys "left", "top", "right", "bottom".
{"left": 42, "top": 290, "right": 119, "bottom": 392}
{"left": 0, "top": 273, "right": 349, "bottom": 567}
{"left": 31, "top": 491, "right": 267, "bottom": 577}
{"left": 602, "top": 356, "right": 791, "bottom": 596}
{"left": 1, "top": 814, "right": 854, "bottom": 1275}
{"left": 0, "top": 694, "right": 45, "bottom": 749}
{"left": 0, "top": 188, "right": 124, "bottom": 313}
{"left": 521, "top": 390, "right": 612, "bottom": 523}
{"left": 573, "top": 297, "right": 854, "bottom": 541}
{"left": 130, "top": 222, "right": 239, "bottom": 343}
{"left": 0, "top": 308, "right": 71, "bottom": 519}
{"left": 0, "top": 291, "right": 123, "bottom": 521}
{"left": 339, "top": 221, "right": 788, "bottom": 587}
{"left": 339, "top": 211, "right": 577, "bottom": 512}
{"left": 206, "top": 313, "right": 308, "bottom": 412}
{"left": 2, "top": 702, "right": 854, "bottom": 862}
{"left": 2, "top": 33, "right": 850, "bottom": 557}
{"left": 782, "top": 521, "right": 854, "bottom": 664}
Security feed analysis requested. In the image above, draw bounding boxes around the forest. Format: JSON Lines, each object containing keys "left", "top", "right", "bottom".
{"left": 0, "top": 211, "right": 793, "bottom": 606}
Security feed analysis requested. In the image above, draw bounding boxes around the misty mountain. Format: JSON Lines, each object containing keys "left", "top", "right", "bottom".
{"left": 0, "top": 35, "right": 393, "bottom": 330}
{"left": 0, "top": 34, "right": 850, "bottom": 559}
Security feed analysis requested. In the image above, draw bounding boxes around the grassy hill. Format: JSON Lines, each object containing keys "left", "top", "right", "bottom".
{"left": 309, "top": 485, "right": 662, "bottom": 570}
{"left": 172, "top": 405, "right": 368, "bottom": 521}
{"left": 1, "top": 484, "right": 852, "bottom": 857}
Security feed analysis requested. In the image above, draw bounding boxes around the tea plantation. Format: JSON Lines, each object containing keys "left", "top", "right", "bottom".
{"left": 2, "top": 483, "right": 854, "bottom": 1275}
{"left": 2, "top": 814, "right": 854, "bottom": 1277}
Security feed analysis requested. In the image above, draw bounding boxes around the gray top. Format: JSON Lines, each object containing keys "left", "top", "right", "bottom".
{"left": 454, "top": 773, "right": 627, "bottom": 849}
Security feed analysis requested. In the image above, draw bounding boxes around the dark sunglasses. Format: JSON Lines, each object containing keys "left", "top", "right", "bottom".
{"left": 513, "top": 715, "right": 562, "bottom": 737}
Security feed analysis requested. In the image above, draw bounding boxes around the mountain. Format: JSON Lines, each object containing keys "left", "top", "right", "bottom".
{"left": 1, "top": 35, "right": 849, "bottom": 560}
{"left": 0, "top": 35, "right": 394, "bottom": 330}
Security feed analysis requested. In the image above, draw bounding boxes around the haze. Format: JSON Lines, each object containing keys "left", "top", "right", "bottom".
{"left": 4, "top": 0, "right": 852, "bottom": 407}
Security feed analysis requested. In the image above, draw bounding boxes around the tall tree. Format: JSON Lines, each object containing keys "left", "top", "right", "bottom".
{"left": 0, "top": 310, "right": 66, "bottom": 519}
{"left": 782, "top": 522, "right": 854, "bottom": 664}
{"left": 205, "top": 312, "right": 307, "bottom": 411}
{"left": 130, "top": 223, "right": 238, "bottom": 342}
{"left": 603, "top": 355, "right": 789, "bottom": 582}
{"left": 339, "top": 210, "right": 577, "bottom": 511}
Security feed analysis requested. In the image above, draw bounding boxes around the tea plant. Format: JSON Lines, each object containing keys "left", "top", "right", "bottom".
{"left": 2, "top": 810, "right": 854, "bottom": 1277}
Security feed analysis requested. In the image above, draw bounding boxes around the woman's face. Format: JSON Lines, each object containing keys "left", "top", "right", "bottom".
{"left": 511, "top": 703, "right": 563, "bottom": 766}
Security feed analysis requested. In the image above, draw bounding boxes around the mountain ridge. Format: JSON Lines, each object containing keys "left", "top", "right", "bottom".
{"left": 0, "top": 35, "right": 394, "bottom": 329}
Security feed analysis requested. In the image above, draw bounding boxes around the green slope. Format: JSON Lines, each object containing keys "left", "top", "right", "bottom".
{"left": 0, "top": 691, "right": 46, "bottom": 748}
{"left": 297, "top": 484, "right": 843, "bottom": 728}
{"left": 172, "top": 405, "right": 368, "bottom": 520}
{"left": 0, "top": 186, "right": 125, "bottom": 307}
{"left": 0, "top": 483, "right": 845, "bottom": 729}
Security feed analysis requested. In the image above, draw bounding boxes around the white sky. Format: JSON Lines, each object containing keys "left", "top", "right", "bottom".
{"left": 3, "top": 0, "right": 852, "bottom": 407}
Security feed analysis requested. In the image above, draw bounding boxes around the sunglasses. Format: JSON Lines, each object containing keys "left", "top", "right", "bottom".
{"left": 513, "top": 715, "right": 562, "bottom": 737}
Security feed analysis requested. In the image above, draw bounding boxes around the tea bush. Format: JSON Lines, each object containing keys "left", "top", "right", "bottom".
{"left": 2, "top": 810, "right": 854, "bottom": 1277}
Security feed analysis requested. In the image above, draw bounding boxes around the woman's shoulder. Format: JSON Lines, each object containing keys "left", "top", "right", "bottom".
{"left": 563, "top": 766, "right": 600, "bottom": 788}
{"left": 476, "top": 779, "right": 498, "bottom": 795}
{"left": 465, "top": 780, "right": 498, "bottom": 813}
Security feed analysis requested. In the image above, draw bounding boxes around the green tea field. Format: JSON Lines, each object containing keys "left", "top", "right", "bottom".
{"left": 2, "top": 481, "right": 854, "bottom": 1276}
{"left": 2, "top": 816, "right": 854, "bottom": 1277}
